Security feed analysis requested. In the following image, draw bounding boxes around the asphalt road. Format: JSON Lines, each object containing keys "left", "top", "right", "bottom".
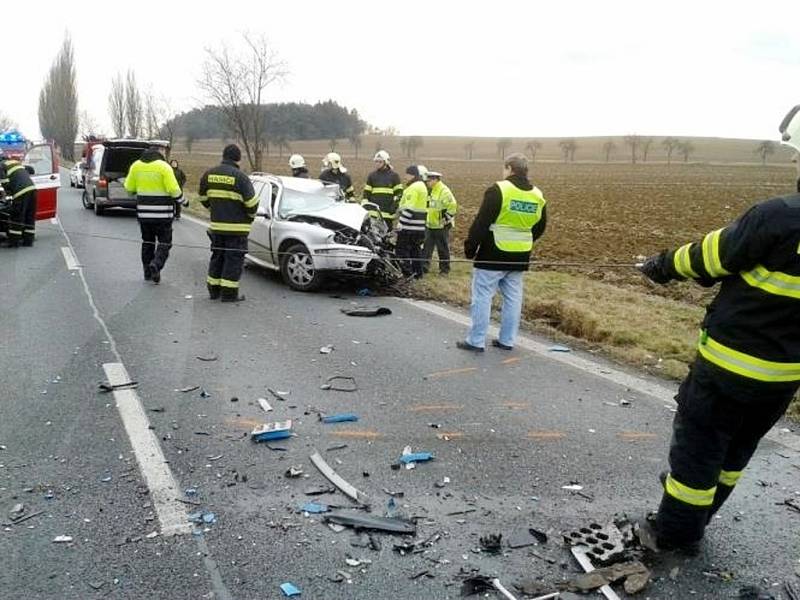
{"left": 1, "top": 173, "right": 799, "bottom": 600}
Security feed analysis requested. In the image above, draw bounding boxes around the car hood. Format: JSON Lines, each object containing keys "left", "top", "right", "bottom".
{"left": 295, "top": 202, "right": 367, "bottom": 232}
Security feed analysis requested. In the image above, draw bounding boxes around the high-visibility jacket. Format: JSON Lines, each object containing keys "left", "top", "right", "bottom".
{"left": 662, "top": 194, "right": 800, "bottom": 383}
{"left": 426, "top": 180, "right": 457, "bottom": 230}
{"left": 397, "top": 180, "right": 428, "bottom": 232}
{"left": 491, "top": 180, "right": 546, "bottom": 252}
{"left": 198, "top": 159, "right": 258, "bottom": 235}
{"left": 124, "top": 152, "right": 182, "bottom": 222}
{"left": 363, "top": 167, "right": 403, "bottom": 219}
{"left": 0, "top": 159, "right": 35, "bottom": 200}
{"left": 320, "top": 168, "right": 354, "bottom": 200}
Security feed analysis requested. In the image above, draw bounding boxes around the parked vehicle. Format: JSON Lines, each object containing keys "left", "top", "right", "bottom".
{"left": 69, "top": 162, "right": 84, "bottom": 188}
{"left": 82, "top": 139, "right": 170, "bottom": 215}
{"left": 245, "top": 174, "right": 402, "bottom": 291}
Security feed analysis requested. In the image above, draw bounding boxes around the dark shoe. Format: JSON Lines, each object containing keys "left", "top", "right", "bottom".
{"left": 456, "top": 341, "right": 484, "bottom": 353}
{"left": 635, "top": 517, "right": 701, "bottom": 556}
{"left": 207, "top": 284, "right": 221, "bottom": 300}
{"left": 220, "top": 293, "right": 246, "bottom": 303}
{"left": 491, "top": 339, "right": 513, "bottom": 351}
{"left": 149, "top": 263, "right": 161, "bottom": 284}
{"left": 144, "top": 266, "right": 152, "bottom": 281}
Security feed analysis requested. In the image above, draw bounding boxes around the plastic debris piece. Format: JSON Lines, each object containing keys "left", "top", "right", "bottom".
{"left": 310, "top": 451, "right": 371, "bottom": 506}
{"left": 324, "top": 510, "right": 416, "bottom": 534}
{"left": 285, "top": 466, "right": 304, "bottom": 478}
{"left": 146, "top": 531, "right": 158, "bottom": 539}
{"left": 257, "top": 398, "right": 272, "bottom": 413}
{"left": 251, "top": 420, "right": 293, "bottom": 442}
{"left": 321, "top": 413, "right": 359, "bottom": 424}
{"left": 340, "top": 306, "right": 392, "bottom": 317}
{"left": 185, "top": 488, "right": 198, "bottom": 497}
{"left": 508, "top": 527, "right": 548, "bottom": 548}
{"left": 53, "top": 536, "right": 73, "bottom": 543}
{"left": 178, "top": 385, "right": 200, "bottom": 393}
{"left": 399, "top": 452, "right": 434, "bottom": 465}
{"left": 98, "top": 381, "right": 138, "bottom": 393}
{"left": 480, "top": 533, "right": 503, "bottom": 554}
{"left": 10, "top": 503, "right": 24, "bottom": 517}
{"left": 280, "top": 582, "right": 301, "bottom": 597}
{"left": 320, "top": 345, "right": 334, "bottom": 354}
{"left": 300, "top": 502, "right": 329, "bottom": 514}
{"left": 323, "top": 375, "right": 358, "bottom": 392}
{"left": 305, "top": 485, "right": 336, "bottom": 496}
{"left": 199, "top": 389, "right": 211, "bottom": 398}
{"left": 562, "top": 484, "right": 583, "bottom": 491}
{"left": 195, "top": 355, "right": 218, "bottom": 362}
{"left": 548, "top": 344, "right": 571, "bottom": 353}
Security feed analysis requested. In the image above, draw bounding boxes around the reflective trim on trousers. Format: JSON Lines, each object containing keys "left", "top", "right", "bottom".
{"left": 664, "top": 473, "right": 716, "bottom": 507}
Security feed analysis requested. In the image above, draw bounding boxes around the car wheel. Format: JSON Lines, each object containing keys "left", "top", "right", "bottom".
{"left": 280, "top": 243, "right": 324, "bottom": 292}
{"left": 94, "top": 196, "right": 105, "bottom": 216}
{"left": 70, "top": 179, "right": 75, "bottom": 188}
{"left": 82, "top": 189, "right": 93, "bottom": 209}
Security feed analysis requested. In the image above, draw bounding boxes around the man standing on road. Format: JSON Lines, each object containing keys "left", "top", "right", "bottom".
{"left": 637, "top": 179, "right": 800, "bottom": 553}
{"left": 289, "top": 154, "right": 309, "bottom": 178}
{"left": 198, "top": 144, "right": 257, "bottom": 302}
{"left": 423, "top": 170, "right": 458, "bottom": 275}
{"left": 0, "top": 150, "right": 37, "bottom": 247}
{"left": 457, "top": 153, "right": 547, "bottom": 352}
{"left": 363, "top": 150, "right": 403, "bottom": 229}
{"left": 320, "top": 152, "right": 355, "bottom": 200}
{"left": 169, "top": 159, "right": 187, "bottom": 220}
{"left": 395, "top": 165, "right": 430, "bottom": 278}
{"left": 125, "top": 148, "right": 184, "bottom": 282}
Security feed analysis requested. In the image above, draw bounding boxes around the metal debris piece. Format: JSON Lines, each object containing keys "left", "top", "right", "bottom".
{"left": 285, "top": 466, "right": 304, "bottom": 478}
{"left": 781, "top": 498, "right": 800, "bottom": 514}
{"left": 98, "top": 381, "right": 138, "bottom": 393}
{"left": 53, "top": 536, "right": 73, "bottom": 543}
{"left": 195, "top": 355, "right": 218, "bottom": 362}
{"left": 383, "top": 488, "right": 405, "bottom": 498}
{"left": 561, "top": 484, "right": 583, "bottom": 491}
{"left": 461, "top": 576, "right": 519, "bottom": 599}
{"left": 327, "top": 444, "right": 349, "bottom": 451}
{"left": 267, "top": 388, "right": 289, "bottom": 401}
{"left": 251, "top": 420, "right": 293, "bottom": 442}
{"left": 324, "top": 511, "right": 416, "bottom": 534}
{"left": 480, "top": 533, "right": 503, "bottom": 554}
{"left": 178, "top": 385, "right": 200, "bottom": 393}
{"left": 569, "top": 546, "right": 622, "bottom": 600}
{"left": 785, "top": 582, "right": 800, "bottom": 600}
{"left": 340, "top": 306, "right": 392, "bottom": 317}
{"left": 310, "top": 450, "right": 371, "bottom": 506}
{"left": 321, "top": 413, "right": 359, "bottom": 424}
{"left": 508, "top": 527, "right": 548, "bottom": 548}
{"left": 320, "top": 345, "right": 334, "bottom": 354}
{"left": 2, "top": 510, "right": 43, "bottom": 526}
{"left": 10, "top": 503, "right": 24, "bottom": 517}
{"left": 565, "top": 521, "right": 626, "bottom": 565}
{"left": 322, "top": 375, "right": 358, "bottom": 392}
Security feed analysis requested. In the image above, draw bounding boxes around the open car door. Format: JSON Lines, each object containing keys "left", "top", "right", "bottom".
{"left": 24, "top": 142, "right": 60, "bottom": 220}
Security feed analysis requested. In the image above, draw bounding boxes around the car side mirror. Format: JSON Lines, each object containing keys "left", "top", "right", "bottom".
{"left": 25, "top": 165, "right": 35, "bottom": 175}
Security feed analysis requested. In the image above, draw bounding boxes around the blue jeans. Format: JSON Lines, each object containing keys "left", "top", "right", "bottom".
{"left": 465, "top": 269, "right": 524, "bottom": 349}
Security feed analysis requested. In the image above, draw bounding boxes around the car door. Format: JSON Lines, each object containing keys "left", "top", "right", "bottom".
{"left": 247, "top": 181, "right": 276, "bottom": 265}
{"left": 23, "top": 142, "right": 60, "bottom": 220}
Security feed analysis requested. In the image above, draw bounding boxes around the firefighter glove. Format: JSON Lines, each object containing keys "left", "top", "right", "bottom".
{"left": 639, "top": 251, "right": 672, "bottom": 284}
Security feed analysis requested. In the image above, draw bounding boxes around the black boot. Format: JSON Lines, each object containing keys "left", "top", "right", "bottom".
{"left": 207, "top": 284, "right": 221, "bottom": 300}
{"left": 220, "top": 288, "right": 245, "bottom": 303}
{"left": 144, "top": 265, "right": 152, "bottom": 281}
{"left": 149, "top": 262, "right": 161, "bottom": 284}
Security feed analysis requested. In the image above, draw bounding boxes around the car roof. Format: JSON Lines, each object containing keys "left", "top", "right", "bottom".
{"left": 103, "top": 139, "right": 170, "bottom": 149}
{"left": 250, "top": 173, "right": 340, "bottom": 193}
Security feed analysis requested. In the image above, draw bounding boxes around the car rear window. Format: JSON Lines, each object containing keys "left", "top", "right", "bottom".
{"left": 103, "top": 147, "right": 146, "bottom": 175}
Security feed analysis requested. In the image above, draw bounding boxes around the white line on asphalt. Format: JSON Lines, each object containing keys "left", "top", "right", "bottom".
{"left": 179, "top": 213, "right": 208, "bottom": 228}
{"left": 60, "top": 246, "right": 80, "bottom": 270}
{"left": 405, "top": 298, "right": 800, "bottom": 453}
{"left": 50, "top": 217, "right": 59, "bottom": 225}
{"left": 103, "top": 363, "right": 190, "bottom": 536}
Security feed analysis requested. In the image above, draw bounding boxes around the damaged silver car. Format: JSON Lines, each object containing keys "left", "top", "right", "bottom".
{"left": 245, "top": 174, "right": 402, "bottom": 291}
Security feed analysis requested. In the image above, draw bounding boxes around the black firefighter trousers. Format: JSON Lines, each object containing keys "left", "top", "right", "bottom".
{"left": 4, "top": 190, "right": 36, "bottom": 246}
{"left": 396, "top": 230, "right": 425, "bottom": 277}
{"left": 139, "top": 220, "right": 173, "bottom": 275}
{"left": 655, "top": 358, "right": 797, "bottom": 547}
{"left": 206, "top": 232, "right": 247, "bottom": 299}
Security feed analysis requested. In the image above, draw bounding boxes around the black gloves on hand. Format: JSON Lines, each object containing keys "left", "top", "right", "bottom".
{"left": 639, "top": 251, "right": 672, "bottom": 284}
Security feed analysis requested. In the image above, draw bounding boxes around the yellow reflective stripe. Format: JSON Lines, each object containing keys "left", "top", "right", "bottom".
{"left": 219, "top": 278, "right": 239, "bottom": 288}
{"left": 242, "top": 195, "right": 259, "bottom": 208}
{"left": 209, "top": 222, "right": 252, "bottom": 233}
{"left": 207, "top": 190, "right": 244, "bottom": 201}
{"left": 665, "top": 474, "right": 715, "bottom": 506}
{"left": 370, "top": 186, "right": 394, "bottom": 195}
{"left": 741, "top": 264, "right": 800, "bottom": 299}
{"left": 698, "top": 333, "right": 800, "bottom": 382}
{"left": 12, "top": 185, "right": 35, "bottom": 199}
{"left": 673, "top": 243, "right": 699, "bottom": 279}
{"left": 6, "top": 165, "right": 23, "bottom": 176}
{"left": 701, "top": 228, "right": 730, "bottom": 277}
{"left": 208, "top": 174, "right": 236, "bottom": 185}
{"left": 206, "top": 276, "right": 221, "bottom": 286}
{"left": 363, "top": 185, "right": 373, "bottom": 192}
{"left": 719, "top": 470, "right": 742, "bottom": 487}
{"left": 8, "top": 229, "right": 22, "bottom": 235}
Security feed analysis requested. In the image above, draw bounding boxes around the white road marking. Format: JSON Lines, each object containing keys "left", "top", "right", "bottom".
{"left": 50, "top": 217, "right": 59, "bottom": 225}
{"left": 60, "top": 246, "right": 80, "bottom": 270}
{"left": 103, "top": 363, "right": 190, "bottom": 536}
{"left": 179, "top": 213, "right": 208, "bottom": 228}
{"left": 405, "top": 298, "right": 800, "bottom": 452}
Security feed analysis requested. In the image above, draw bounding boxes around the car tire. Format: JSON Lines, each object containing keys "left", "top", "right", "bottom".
{"left": 70, "top": 180, "right": 75, "bottom": 188}
{"left": 280, "top": 243, "right": 324, "bottom": 292}
{"left": 94, "top": 196, "right": 105, "bottom": 216}
{"left": 82, "top": 189, "right": 93, "bottom": 209}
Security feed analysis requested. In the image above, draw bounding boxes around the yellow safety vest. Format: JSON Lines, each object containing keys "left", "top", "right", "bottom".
{"left": 426, "top": 181, "right": 457, "bottom": 230}
{"left": 491, "top": 180, "right": 545, "bottom": 252}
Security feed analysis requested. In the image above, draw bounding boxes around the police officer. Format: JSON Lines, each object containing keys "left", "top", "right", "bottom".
{"left": 320, "top": 152, "right": 355, "bottom": 200}
{"left": 124, "top": 147, "right": 184, "bottom": 283}
{"left": 395, "top": 165, "right": 430, "bottom": 278}
{"left": 0, "top": 150, "right": 37, "bottom": 247}
{"left": 198, "top": 144, "right": 257, "bottom": 302}
{"left": 423, "top": 170, "right": 458, "bottom": 275}
{"left": 169, "top": 159, "right": 187, "bottom": 220}
{"left": 457, "top": 153, "right": 547, "bottom": 352}
{"left": 363, "top": 150, "right": 403, "bottom": 229}
{"left": 638, "top": 173, "right": 800, "bottom": 552}
{"left": 289, "top": 154, "right": 309, "bottom": 178}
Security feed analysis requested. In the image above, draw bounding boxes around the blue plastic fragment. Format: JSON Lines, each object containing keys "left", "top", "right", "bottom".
{"left": 280, "top": 582, "right": 301, "bottom": 596}
{"left": 399, "top": 452, "right": 434, "bottom": 464}
{"left": 300, "top": 502, "right": 329, "bottom": 514}
{"left": 185, "top": 487, "right": 198, "bottom": 497}
{"left": 252, "top": 429, "right": 293, "bottom": 442}
{"left": 202, "top": 512, "right": 217, "bottom": 524}
{"left": 188, "top": 510, "right": 217, "bottom": 525}
{"left": 321, "top": 413, "right": 359, "bottom": 424}
{"left": 187, "top": 511, "right": 202, "bottom": 523}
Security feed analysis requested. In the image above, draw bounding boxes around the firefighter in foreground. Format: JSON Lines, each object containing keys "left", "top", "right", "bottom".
{"left": 638, "top": 178, "right": 800, "bottom": 552}
{"left": 395, "top": 165, "right": 430, "bottom": 278}
{"left": 124, "top": 147, "right": 183, "bottom": 282}
{"left": 289, "top": 154, "right": 309, "bottom": 178}
{"left": 198, "top": 144, "right": 257, "bottom": 302}
{"left": 0, "top": 150, "right": 37, "bottom": 247}
{"left": 422, "top": 170, "right": 458, "bottom": 275}
{"left": 319, "top": 152, "right": 354, "bottom": 200}
{"left": 363, "top": 150, "right": 403, "bottom": 229}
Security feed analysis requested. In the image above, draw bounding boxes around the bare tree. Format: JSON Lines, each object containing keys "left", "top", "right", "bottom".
{"left": 677, "top": 140, "right": 695, "bottom": 163}
{"left": 662, "top": 137, "right": 679, "bottom": 165}
{"left": 640, "top": 137, "right": 654, "bottom": 162}
{"left": 185, "top": 127, "right": 197, "bottom": 153}
{"left": 108, "top": 73, "right": 126, "bottom": 137}
{"left": 143, "top": 91, "right": 160, "bottom": 139}
{"left": 125, "top": 70, "right": 143, "bottom": 138}
{"left": 624, "top": 134, "right": 639, "bottom": 164}
{"left": 525, "top": 140, "right": 542, "bottom": 163}
{"left": 329, "top": 138, "right": 338, "bottom": 152}
{"left": 78, "top": 111, "right": 100, "bottom": 138}
{"left": 0, "top": 111, "right": 17, "bottom": 130}
{"left": 349, "top": 133, "right": 362, "bottom": 158}
{"left": 754, "top": 140, "right": 776, "bottom": 165}
{"left": 198, "top": 32, "right": 288, "bottom": 171}
{"left": 602, "top": 139, "right": 616, "bottom": 163}
{"left": 464, "top": 140, "right": 475, "bottom": 160}
{"left": 156, "top": 97, "right": 180, "bottom": 146}
{"left": 276, "top": 136, "right": 290, "bottom": 158}
{"left": 497, "top": 137, "right": 512, "bottom": 159}
{"left": 38, "top": 34, "right": 79, "bottom": 159}
{"left": 408, "top": 136, "right": 423, "bottom": 159}
{"left": 558, "top": 138, "right": 577, "bottom": 162}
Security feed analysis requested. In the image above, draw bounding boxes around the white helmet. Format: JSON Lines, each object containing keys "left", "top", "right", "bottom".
{"left": 373, "top": 150, "right": 390, "bottom": 163}
{"left": 289, "top": 154, "right": 306, "bottom": 169}
{"left": 417, "top": 164, "right": 429, "bottom": 181}
{"left": 323, "top": 152, "right": 342, "bottom": 170}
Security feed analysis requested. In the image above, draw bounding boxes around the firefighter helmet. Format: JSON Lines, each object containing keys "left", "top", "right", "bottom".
{"left": 289, "top": 154, "right": 306, "bottom": 169}
{"left": 373, "top": 150, "right": 390, "bottom": 163}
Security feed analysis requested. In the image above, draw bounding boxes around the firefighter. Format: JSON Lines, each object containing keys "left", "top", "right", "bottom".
{"left": 198, "top": 144, "right": 257, "bottom": 302}
{"left": 458, "top": 153, "right": 547, "bottom": 352}
{"left": 169, "top": 159, "right": 187, "bottom": 220}
{"left": 124, "top": 148, "right": 184, "bottom": 283}
{"left": 363, "top": 150, "right": 403, "bottom": 229}
{"left": 395, "top": 165, "right": 429, "bottom": 278}
{"left": 0, "top": 150, "right": 37, "bottom": 247}
{"left": 638, "top": 177, "right": 800, "bottom": 552}
{"left": 422, "top": 170, "right": 458, "bottom": 275}
{"left": 319, "top": 152, "right": 355, "bottom": 200}
{"left": 289, "top": 154, "right": 309, "bottom": 178}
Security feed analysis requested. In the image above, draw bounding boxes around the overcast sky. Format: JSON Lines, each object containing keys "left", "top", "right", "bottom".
{"left": 3, "top": 0, "right": 799, "bottom": 141}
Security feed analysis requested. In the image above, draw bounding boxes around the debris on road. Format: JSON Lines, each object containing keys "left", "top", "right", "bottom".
{"left": 399, "top": 447, "right": 434, "bottom": 467}
{"left": 98, "top": 381, "right": 138, "bottom": 393}
{"left": 304, "top": 485, "right": 336, "bottom": 496}
{"left": 195, "top": 355, "right": 218, "bottom": 362}
{"left": 324, "top": 511, "right": 416, "bottom": 534}
{"left": 340, "top": 306, "right": 392, "bottom": 317}
{"left": 285, "top": 466, "right": 304, "bottom": 478}
{"left": 508, "top": 527, "right": 548, "bottom": 548}
{"left": 257, "top": 398, "right": 273, "bottom": 413}
{"left": 300, "top": 502, "right": 329, "bottom": 514}
{"left": 513, "top": 579, "right": 559, "bottom": 598}
{"left": 321, "top": 413, "right": 359, "bottom": 424}
{"left": 434, "top": 476, "right": 451, "bottom": 489}
{"left": 479, "top": 533, "right": 503, "bottom": 554}
{"left": 738, "top": 585, "right": 777, "bottom": 599}
{"left": 326, "top": 444, "right": 348, "bottom": 451}
{"left": 53, "top": 536, "right": 73, "bottom": 543}
{"left": 267, "top": 388, "right": 290, "bottom": 401}
{"left": 548, "top": 344, "right": 571, "bottom": 353}
{"left": 780, "top": 498, "right": 800, "bottom": 514}
{"left": 3, "top": 510, "right": 43, "bottom": 526}
{"left": 178, "top": 385, "right": 200, "bottom": 393}
{"left": 785, "top": 582, "right": 800, "bottom": 600}
{"left": 199, "top": 389, "right": 211, "bottom": 398}
{"left": 188, "top": 510, "right": 217, "bottom": 525}
{"left": 251, "top": 420, "right": 294, "bottom": 443}
{"left": 356, "top": 288, "right": 374, "bottom": 297}
{"left": 351, "top": 533, "right": 382, "bottom": 551}
{"left": 565, "top": 521, "right": 627, "bottom": 565}
{"left": 280, "top": 582, "right": 301, "bottom": 597}
{"left": 9, "top": 503, "right": 24, "bottom": 518}
{"left": 561, "top": 484, "right": 584, "bottom": 491}
{"left": 320, "top": 345, "right": 334, "bottom": 354}
{"left": 320, "top": 375, "right": 358, "bottom": 392}
{"left": 310, "top": 451, "right": 371, "bottom": 506}
{"left": 461, "top": 576, "right": 519, "bottom": 599}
